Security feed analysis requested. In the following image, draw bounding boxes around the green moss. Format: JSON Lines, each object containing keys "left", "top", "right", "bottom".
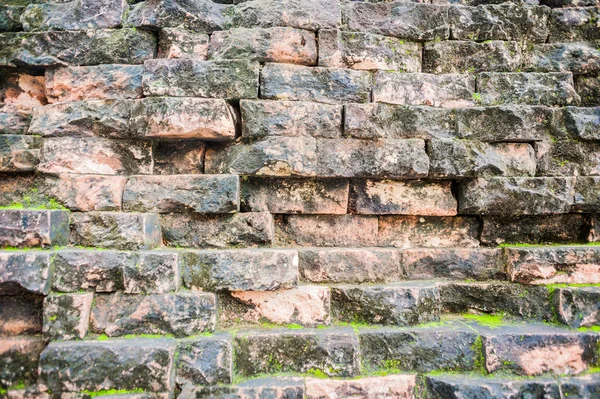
{"left": 121, "top": 333, "right": 174, "bottom": 339}
{"left": 472, "top": 336, "right": 486, "bottom": 374}
{"left": 462, "top": 313, "right": 506, "bottom": 328}
{"left": 471, "top": 92, "right": 483, "bottom": 103}
{"left": 96, "top": 334, "right": 109, "bottom": 341}
{"left": 81, "top": 388, "right": 144, "bottom": 397}
{"left": 305, "top": 368, "right": 329, "bottom": 379}
{"left": 578, "top": 326, "right": 600, "bottom": 333}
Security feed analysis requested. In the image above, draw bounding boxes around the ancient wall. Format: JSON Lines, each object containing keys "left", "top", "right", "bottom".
{"left": 1, "top": 0, "right": 600, "bottom": 397}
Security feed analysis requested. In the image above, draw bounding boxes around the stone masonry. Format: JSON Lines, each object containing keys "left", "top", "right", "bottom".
{"left": 1, "top": 0, "right": 600, "bottom": 398}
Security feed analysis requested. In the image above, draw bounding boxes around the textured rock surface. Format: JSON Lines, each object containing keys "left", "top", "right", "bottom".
{"left": 158, "top": 28, "right": 209, "bottom": 60}
{"left": 177, "top": 335, "right": 232, "bottom": 386}
{"left": 424, "top": 40, "right": 521, "bottom": 73}
{"left": 40, "top": 174, "right": 127, "bottom": 212}
{"left": 275, "top": 215, "right": 378, "bottom": 247}
{"left": 305, "top": 375, "right": 416, "bottom": 399}
{"left": 0, "top": 336, "right": 47, "bottom": 387}
{"left": 0, "top": 209, "right": 69, "bottom": 248}
{"left": 21, "top": 0, "right": 127, "bottom": 31}
{"left": 122, "top": 251, "right": 179, "bottom": 294}
{"left": 378, "top": 216, "right": 481, "bottom": 248}
{"left": 0, "top": 135, "right": 41, "bottom": 172}
{"left": 42, "top": 293, "right": 93, "bottom": 341}
{"left": 0, "top": 251, "right": 53, "bottom": 295}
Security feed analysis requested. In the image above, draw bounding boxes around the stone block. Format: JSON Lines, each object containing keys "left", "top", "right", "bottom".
{"left": 318, "top": 29, "right": 421, "bottom": 71}
{"left": 177, "top": 335, "right": 232, "bottom": 386}
{"left": 350, "top": 179, "right": 456, "bottom": 216}
{"left": 574, "top": 176, "right": 600, "bottom": 213}
{"left": 126, "top": 0, "right": 226, "bottom": 32}
{"left": 0, "top": 5, "right": 23, "bottom": 32}
{"left": 305, "top": 375, "right": 416, "bottom": 399}
{"left": 179, "top": 248, "right": 298, "bottom": 291}
{"left": 158, "top": 28, "right": 209, "bottom": 60}
{"left": 275, "top": 215, "right": 378, "bottom": 247}
{"left": 123, "top": 174, "right": 239, "bottom": 214}
{"left": 260, "top": 63, "right": 372, "bottom": 104}
{"left": 0, "top": 251, "right": 53, "bottom": 295}
{"left": 41, "top": 175, "right": 127, "bottom": 212}
{"left": 210, "top": 27, "right": 317, "bottom": 65}
{"left": 373, "top": 72, "right": 476, "bottom": 107}
{"left": 0, "top": 135, "right": 41, "bottom": 172}
{"left": 70, "top": 211, "right": 162, "bottom": 250}
{"left": 554, "top": 286, "right": 600, "bottom": 329}
{"left": 457, "top": 177, "right": 576, "bottom": 215}
{"left": 0, "top": 209, "right": 69, "bottom": 248}
{"left": 403, "top": 248, "right": 503, "bottom": 281}
{"left": 0, "top": 294, "right": 43, "bottom": 336}
{"left": 298, "top": 248, "right": 404, "bottom": 284}
{"left": 241, "top": 177, "right": 348, "bottom": 214}
{"left": 563, "top": 107, "right": 600, "bottom": 141}
{"left": 91, "top": 292, "right": 216, "bottom": 337}
{"left": 123, "top": 251, "right": 179, "bottom": 294}
{"left": 43, "top": 293, "right": 94, "bottom": 341}
{"left": 423, "top": 40, "right": 522, "bottom": 73}
{"left": 523, "top": 42, "right": 600, "bottom": 75}
{"left": 378, "top": 216, "right": 480, "bottom": 248}
{"left": 181, "top": 377, "right": 305, "bottom": 399}
{"left": 0, "top": 336, "right": 46, "bottom": 388}
{"left": 142, "top": 59, "right": 259, "bottom": 98}
{"left": 20, "top": 0, "right": 127, "bottom": 31}
{"left": 535, "top": 137, "right": 600, "bottom": 176}
{"left": 153, "top": 141, "right": 205, "bottom": 175}
{"left": 576, "top": 75, "right": 600, "bottom": 106}
{"left": 161, "top": 212, "right": 273, "bottom": 248}
{"left": 549, "top": 7, "right": 600, "bottom": 42}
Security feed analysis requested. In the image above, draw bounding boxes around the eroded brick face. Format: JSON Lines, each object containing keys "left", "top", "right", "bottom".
{"left": 1, "top": 0, "right": 600, "bottom": 397}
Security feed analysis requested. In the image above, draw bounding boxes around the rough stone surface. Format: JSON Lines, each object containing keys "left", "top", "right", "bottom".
{"left": 21, "top": 0, "right": 126, "bottom": 31}
{"left": 0, "top": 251, "right": 52, "bottom": 295}
{"left": 179, "top": 248, "right": 298, "bottom": 291}
{"left": 378, "top": 216, "right": 481, "bottom": 248}
{"left": 331, "top": 283, "right": 441, "bottom": 326}
{"left": 241, "top": 177, "right": 348, "bottom": 214}
{"left": 40, "top": 339, "right": 176, "bottom": 392}
{"left": 261, "top": 63, "right": 372, "bottom": 104}
{"left": 234, "top": 329, "right": 360, "bottom": 377}
{"left": 574, "top": 176, "right": 600, "bottom": 212}
{"left": 350, "top": 179, "right": 457, "bottom": 216}
{"left": 161, "top": 212, "right": 273, "bottom": 249}
{"left": 180, "top": 377, "right": 305, "bottom": 399}
{"left": 41, "top": 174, "right": 127, "bottom": 212}
{"left": 554, "top": 286, "right": 600, "bottom": 329}
{"left": 505, "top": 246, "right": 600, "bottom": 284}
{"left": 122, "top": 251, "right": 179, "bottom": 294}
{"left": 70, "top": 211, "right": 162, "bottom": 250}
{"left": 0, "top": 336, "right": 47, "bottom": 388}
{"left": 91, "top": 292, "right": 216, "bottom": 337}
{"left": 158, "top": 28, "right": 209, "bottom": 60}
{"left": 126, "top": 0, "right": 226, "bottom": 32}
{"left": 298, "top": 248, "right": 404, "bottom": 284}
{"left": 549, "top": 7, "right": 600, "bottom": 42}
{"left": 43, "top": 293, "right": 93, "bottom": 341}
{"left": 564, "top": 107, "right": 600, "bottom": 141}
{"left": 305, "top": 375, "right": 417, "bottom": 399}
{"left": 0, "top": 135, "right": 41, "bottom": 172}
{"left": 143, "top": 59, "right": 259, "bottom": 99}
{"left": 0, "top": 209, "right": 70, "bottom": 249}
{"left": 210, "top": 27, "right": 317, "bottom": 65}
{"left": 577, "top": 75, "right": 600, "bottom": 106}
{"left": 0, "top": 294, "right": 43, "bottom": 336}
{"left": 523, "top": 42, "right": 600, "bottom": 75}
{"left": 45, "top": 65, "right": 144, "bottom": 103}
{"left": 241, "top": 100, "right": 342, "bottom": 139}
{"left": 0, "top": 29, "right": 156, "bottom": 67}
{"left": 428, "top": 139, "right": 537, "bottom": 178}
{"left": 403, "top": 248, "right": 504, "bottom": 281}
{"left": 123, "top": 174, "right": 239, "bottom": 214}
{"left": 0, "top": 5, "right": 23, "bottom": 32}
{"left": 477, "top": 72, "right": 581, "bottom": 106}
{"left": 318, "top": 29, "right": 421, "bottom": 71}
{"left": 424, "top": 40, "right": 522, "bottom": 73}
{"left": 153, "top": 140, "right": 206, "bottom": 175}
{"left": 458, "top": 177, "right": 576, "bottom": 215}
{"left": 177, "top": 335, "right": 233, "bottom": 386}
{"left": 373, "top": 72, "right": 476, "bottom": 107}
{"left": 275, "top": 215, "right": 378, "bottom": 247}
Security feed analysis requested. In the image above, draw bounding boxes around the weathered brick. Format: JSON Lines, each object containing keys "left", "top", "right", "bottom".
{"left": 91, "top": 292, "right": 216, "bottom": 337}
{"left": 123, "top": 251, "right": 179, "bottom": 294}
{"left": 177, "top": 335, "right": 232, "bottom": 386}
{"left": 181, "top": 377, "right": 304, "bottom": 399}
{"left": 428, "top": 139, "right": 537, "bottom": 178}
{"left": 0, "top": 104, "right": 31, "bottom": 135}
{"left": 378, "top": 216, "right": 481, "bottom": 248}
{"left": 127, "top": 0, "right": 226, "bottom": 32}
{"left": 153, "top": 141, "right": 205, "bottom": 175}
{"left": 576, "top": 74, "right": 600, "bottom": 106}
{"left": 350, "top": 179, "right": 456, "bottom": 216}
{"left": 342, "top": 2, "right": 450, "bottom": 41}
{"left": 298, "top": 248, "right": 403, "bottom": 284}
{"left": 220, "top": 285, "right": 330, "bottom": 327}
{"left": 482, "top": 327, "right": 599, "bottom": 375}
{"left": 316, "top": 138, "right": 430, "bottom": 178}
{"left": 180, "top": 248, "right": 298, "bottom": 291}
{"left": 305, "top": 375, "right": 416, "bottom": 399}
{"left": 458, "top": 177, "right": 575, "bottom": 215}
{"left": 0, "top": 336, "right": 46, "bottom": 388}
{"left": 554, "top": 286, "right": 600, "bottom": 329}
{"left": 318, "top": 29, "right": 421, "bottom": 71}
{"left": 205, "top": 137, "right": 318, "bottom": 177}
{"left": 403, "top": 248, "right": 503, "bottom": 281}
{"left": 449, "top": 4, "right": 550, "bottom": 42}
{"left": 40, "top": 339, "right": 176, "bottom": 392}
{"left": 535, "top": 137, "right": 600, "bottom": 176}
{"left": 130, "top": 97, "right": 237, "bottom": 141}
{"left": 0, "top": 294, "right": 43, "bottom": 336}
{"left": 41, "top": 174, "right": 127, "bottom": 212}
{"left": 0, "top": 209, "right": 69, "bottom": 249}
{"left": 228, "top": 0, "right": 340, "bottom": 31}
{"left": 70, "top": 211, "right": 162, "bottom": 250}
{"left": 0, "top": 251, "right": 53, "bottom": 295}
{"left": 234, "top": 328, "right": 360, "bottom": 377}
{"left": 39, "top": 138, "right": 153, "bottom": 175}
{"left": 241, "top": 100, "right": 342, "bottom": 139}
{"left": 549, "top": 7, "right": 600, "bottom": 42}
{"left": 373, "top": 72, "right": 476, "bottom": 107}
{"left": 0, "top": 29, "right": 156, "bottom": 67}
{"left": 210, "top": 27, "right": 317, "bottom": 65}
{"left": 0, "top": 135, "right": 41, "bottom": 172}
{"left": 45, "top": 65, "right": 144, "bottom": 103}
{"left": 481, "top": 214, "right": 590, "bottom": 245}
{"left": 158, "top": 28, "right": 209, "bottom": 60}
{"left": 143, "top": 59, "right": 259, "bottom": 98}
{"left": 505, "top": 245, "right": 600, "bottom": 284}
{"left": 241, "top": 177, "right": 348, "bottom": 214}
{"left": 52, "top": 249, "right": 128, "bottom": 293}
{"left": 523, "top": 42, "right": 600, "bottom": 75}
{"left": 123, "top": 175, "right": 239, "bottom": 214}
{"left": 477, "top": 72, "right": 580, "bottom": 106}
{"left": 423, "top": 40, "right": 522, "bottom": 73}
{"left": 331, "top": 283, "right": 440, "bottom": 326}
{"left": 574, "top": 176, "right": 600, "bottom": 213}
{"left": 20, "top": 0, "right": 126, "bottom": 31}
{"left": 161, "top": 212, "right": 273, "bottom": 248}
{"left": 43, "top": 293, "right": 93, "bottom": 341}
{"left": 275, "top": 215, "right": 378, "bottom": 247}
{"left": 563, "top": 107, "right": 600, "bottom": 141}
{"left": 261, "top": 63, "right": 371, "bottom": 104}
{"left": 344, "top": 103, "right": 455, "bottom": 140}
{"left": 455, "top": 105, "right": 554, "bottom": 141}
{"left": 359, "top": 325, "right": 479, "bottom": 372}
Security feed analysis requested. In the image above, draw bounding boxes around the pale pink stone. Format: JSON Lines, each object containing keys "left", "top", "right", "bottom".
{"left": 305, "top": 374, "right": 417, "bottom": 399}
